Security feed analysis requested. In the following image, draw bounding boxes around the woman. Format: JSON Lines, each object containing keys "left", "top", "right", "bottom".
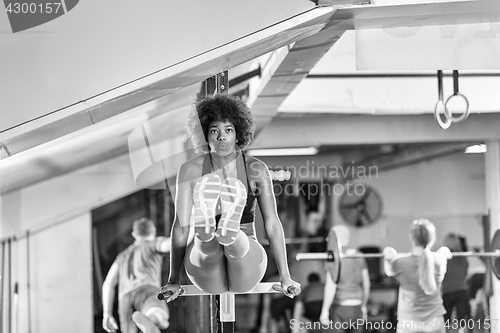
{"left": 384, "top": 219, "right": 448, "bottom": 333}
{"left": 320, "top": 225, "right": 370, "bottom": 333}
{"left": 441, "top": 233, "right": 470, "bottom": 332}
{"left": 160, "top": 94, "right": 300, "bottom": 301}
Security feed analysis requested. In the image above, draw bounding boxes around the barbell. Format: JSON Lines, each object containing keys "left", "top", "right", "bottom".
{"left": 296, "top": 229, "right": 500, "bottom": 284}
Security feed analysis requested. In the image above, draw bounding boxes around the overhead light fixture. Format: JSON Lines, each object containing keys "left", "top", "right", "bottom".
{"left": 465, "top": 144, "right": 487, "bottom": 154}
{"left": 269, "top": 169, "right": 292, "bottom": 181}
{"left": 246, "top": 146, "right": 318, "bottom": 156}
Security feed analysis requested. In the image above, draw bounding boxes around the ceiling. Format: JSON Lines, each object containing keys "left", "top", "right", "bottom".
{"left": 1, "top": 0, "right": 500, "bottom": 194}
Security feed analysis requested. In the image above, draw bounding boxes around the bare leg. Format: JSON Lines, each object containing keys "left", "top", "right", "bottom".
{"left": 260, "top": 294, "right": 271, "bottom": 333}
{"left": 226, "top": 237, "right": 267, "bottom": 292}
{"left": 132, "top": 311, "right": 160, "bottom": 333}
{"left": 195, "top": 235, "right": 221, "bottom": 255}
{"left": 144, "top": 307, "right": 169, "bottom": 330}
{"left": 224, "top": 230, "right": 250, "bottom": 258}
{"left": 119, "top": 296, "right": 138, "bottom": 333}
{"left": 184, "top": 240, "right": 229, "bottom": 294}
{"left": 269, "top": 317, "right": 280, "bottom": 333}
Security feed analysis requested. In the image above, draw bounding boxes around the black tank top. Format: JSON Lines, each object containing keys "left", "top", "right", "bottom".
{"left": 201, "top": 152, "right": 257, "bottom": 224}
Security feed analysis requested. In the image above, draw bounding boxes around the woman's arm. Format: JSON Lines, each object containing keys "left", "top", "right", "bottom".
{"left": 361, "top": 267, "right": 371, "bottom": 319}
{"left": 320, "top": 270, "right": 337, "bottom": 325}
{"left": 435, "top": 254, "right": 448, "bottom": 284}
{"left": 383, "top": 247, "right": 397, "bottom": 277}
{"left": 102, "top": 263, "right": 119, "bottom": 332}
{"left": 156, "top": 237, "right": 171, "bottom": 254}
{"left": 164, "top": 162, "right": 196, "bottom": 299}
{"left": 253, "top": 159, "right": 300, "bottom": 296}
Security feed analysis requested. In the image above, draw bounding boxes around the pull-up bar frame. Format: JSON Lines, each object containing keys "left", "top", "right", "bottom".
{"left": 160, "top": 282, "right": 284, "bottom": 333}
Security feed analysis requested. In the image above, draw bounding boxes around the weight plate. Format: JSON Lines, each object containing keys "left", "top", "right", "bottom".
{"left": 490, "top": 229, "right": 500, "bottom": 281}
{"left": 326, "top": 231, "right": 342, "bottom": 284}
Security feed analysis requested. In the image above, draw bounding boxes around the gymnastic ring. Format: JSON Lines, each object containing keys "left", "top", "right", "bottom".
{"left": 434, "top": 100, "right": 451, "bottom": 130}
{"left": 444, "top": 93, "right": 470, "bottom": 123}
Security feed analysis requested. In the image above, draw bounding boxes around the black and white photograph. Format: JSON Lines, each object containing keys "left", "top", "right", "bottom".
{"left": 1, "top": 1, "right": 500, "bottom": 332}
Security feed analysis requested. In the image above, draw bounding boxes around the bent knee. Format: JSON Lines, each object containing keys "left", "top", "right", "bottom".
{"left": 156, "top": 318, "right": 169, "bottom": 330}
{"left": 145, "top": 307, "right": 169, "bottom": 329}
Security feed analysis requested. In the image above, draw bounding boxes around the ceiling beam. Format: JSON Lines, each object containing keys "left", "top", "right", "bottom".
{"left": 2, "top": 0, "right": 499, "bottom": 194}
{"left": 329, "top": 0, "right": 500, "bottom": 31}
{"left": 0, "top": 7, "right": 333, "bottom": 156}
{"left": 246, "top": 0, "right": 500, "bottom": 131}
{"left": 249, "top": 13, "right": 348, "bottom": 133}
{"left": 347, "top": 142, "right": 476, "bottom": 175}
{"left": 251, "top": 113, "right": 500, "bottom": 149}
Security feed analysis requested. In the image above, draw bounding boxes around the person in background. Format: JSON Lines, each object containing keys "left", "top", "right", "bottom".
{"left": 268, "top": 279, "right": 297, "bottom": 333}
{"left": 292, "top": 272, "right": 325, "bottom": 333}
{"left": 384, "top": 219, "right": 448, "bottom": 333}
{"left": 257, "top": 247, "right": 302, "bottom": 333}
{"left": 441, "top": 233, "right": 470, "bottom": 332}
{"left": 466, "top": 248, "right": 488, "bottom": 323}
{"left": 320, "top": 225, "right": 370, "bottom": 333}
{"left": 102, "top": 218, "right": 170, "bottom": 333}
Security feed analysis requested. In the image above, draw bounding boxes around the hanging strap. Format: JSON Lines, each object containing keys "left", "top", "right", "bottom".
{"left": 202, "top": 154, "right": 212, "bottom": 176}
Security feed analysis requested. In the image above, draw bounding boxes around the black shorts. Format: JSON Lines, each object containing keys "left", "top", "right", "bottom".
{"left": 271, "top": 295, "right": 296, "bottom": 321}
{"left": 119, "top": 285, "right": 168, "bottom": 333}
{"left": 303, "top": 300, "right": 323, "bottom": 322}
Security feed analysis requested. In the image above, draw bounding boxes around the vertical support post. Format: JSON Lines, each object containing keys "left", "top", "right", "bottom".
{"left": 26, "top": 231, "right": 31, "bottom": 333}
{"left": 199, "top": 71, "right": 229, "bottom": 97}
{"left": 215, "top": 71, "right": 229, "bottom": 95}
{"left": 12, "top": 282, "right": 18, "bottom": 333}
{"left": 485, "top": 140, "right": 500, "bottom": 333}
{"left": 0, "top": 147, "right": 3, "bottom": 333}
{"left": 0, "top": 240, "right": 4, "bottom": 333}
{"left": 7, "top": 238, "right": 11, "bottom": 333}
{"left": 220, "top": 293, "right": 235, "bottom": 333}
{"left": 212, "top": 70, "right": 228, "bottom": 333}
{"left": 169, "top": 70, "right": 230, "bottom": 333}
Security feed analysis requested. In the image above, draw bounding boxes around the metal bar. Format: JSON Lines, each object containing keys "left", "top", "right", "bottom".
{"left": 177, "top": 282, "right": 282, "bottom": 296}
{"left": 220, "top": 294, "right": 235, "bottom": 322}
{"left": 260, "top": 237, "right": 325, "bottom": 246}
{"left": 0, "top": 241, "right": 4, "bottom": 331}
{"left": 296, "top": 252, "right": 383, "bottom": 260}
{"left": 92, "top": 227, "right": 104, "bottom": 303}
{"left": 228, "top": 66, "right": 261, "bottom": 88}
{"left": 437, "top": 70, "right": 443, "bottom": 101}
{"left": 221, "top": 322, "right": 235, "bottom": 333}
{"left": 200, "top": 71, "right": 230, "bottom": 333}
{"left": 12, "top": 282, "right": 19, "bottom": 333}
{"left": 453, "top": 70, "right": 459, "bottom": 95}
{"left": 213, "top": 69, "right": 228, "bottom": 333}
{"left": 159, "top": 282, "right": 284, "bottom": 333}
{"left": 296, "top": 250, "right": 500, "bottom": 261}
{"left": 216, "top": 71, "right": 229, "bottom": 94}
{"left": 296, "top": 252, "right": 332, "bottom": 261}
{"left": 343, "top": 253, "right": 385, "bottom": 258}
{"left": 210, "top": 295, "right": 217, "bottom": 333}
{"left": 452, "top": 251, "right": 500, "bottom": 257}
{"left": 13, "top": 282, "right": 18, "bottom": 333}
{"left": 7, "top": 239, "right": 11, "bottom": 333}
{"left": 26, "top": 231, "right": 32, "bottom": 333}
{"left": 307, "top": 73, "right": 500, "bottom": 79}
